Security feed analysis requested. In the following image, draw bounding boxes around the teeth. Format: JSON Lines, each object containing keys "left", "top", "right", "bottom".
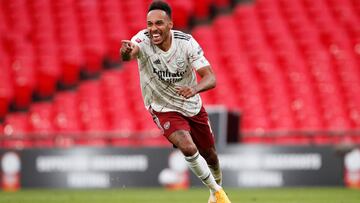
{"left": 153, "top": 34, "right": 160, "bottom": 37}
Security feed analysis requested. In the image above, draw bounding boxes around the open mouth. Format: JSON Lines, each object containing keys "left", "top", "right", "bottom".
{"left": 152, "top": 33, "right": 162, "bottom": 43}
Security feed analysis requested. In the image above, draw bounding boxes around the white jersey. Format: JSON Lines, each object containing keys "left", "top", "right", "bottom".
{"left": 131, "top": 29, "right": 210, "bottom": 117}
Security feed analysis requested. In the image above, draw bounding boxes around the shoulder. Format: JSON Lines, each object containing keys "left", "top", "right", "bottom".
{"left": 133, "top": 29, "right": 150, "bottom": 38}
{"left": 131, "top": 29, "right": 151, "bottom": 45}
{"left": 173, "top": 30, "right": 192, "bottom": 42}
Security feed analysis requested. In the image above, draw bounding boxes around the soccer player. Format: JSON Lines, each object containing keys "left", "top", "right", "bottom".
{"left": 120, "top": 1, "right": 231, "bottom": 203}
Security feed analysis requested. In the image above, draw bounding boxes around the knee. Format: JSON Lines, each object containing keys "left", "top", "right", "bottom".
{"left": 171, "top": 130, "right": 198, "bottom": 157}
{"left": 181, "top": 144, "right": 198, "bottom": 157}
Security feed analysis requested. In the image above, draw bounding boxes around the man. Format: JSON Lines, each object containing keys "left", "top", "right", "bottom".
{"left": 120, "top": 1, "right": 231, "bottom": 203}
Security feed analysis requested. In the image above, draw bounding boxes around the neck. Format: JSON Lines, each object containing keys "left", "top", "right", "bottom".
{"left": 157, "top": 31, "right": 172, "bottom": 51}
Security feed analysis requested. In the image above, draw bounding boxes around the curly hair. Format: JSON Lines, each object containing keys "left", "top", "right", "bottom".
{"left": 148, "top": 1, "right": 172, "bottom": 19}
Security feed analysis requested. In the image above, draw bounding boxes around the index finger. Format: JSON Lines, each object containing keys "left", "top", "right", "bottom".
{"left": 121, "top": 40, "right": 132, "bottom": 45}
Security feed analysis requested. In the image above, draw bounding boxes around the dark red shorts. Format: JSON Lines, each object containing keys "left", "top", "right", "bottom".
{"left": 149, "top": 106, "right": 215, "bottom": 150}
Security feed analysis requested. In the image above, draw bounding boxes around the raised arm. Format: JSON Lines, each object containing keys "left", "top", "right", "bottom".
{"left": 120, "top": 40, "right": 140, "bottom": 61}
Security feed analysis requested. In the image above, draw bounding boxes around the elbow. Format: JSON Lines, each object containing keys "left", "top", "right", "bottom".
{"left": 211, "top": 75, "right": 217, "bottom": 89}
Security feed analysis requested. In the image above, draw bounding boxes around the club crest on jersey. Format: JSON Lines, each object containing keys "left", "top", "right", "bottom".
{"left": 163, "top": 121, "right": 170, "bottom": 130}
{"left": 176, "top": 58, "right": 185, "bottom": 69}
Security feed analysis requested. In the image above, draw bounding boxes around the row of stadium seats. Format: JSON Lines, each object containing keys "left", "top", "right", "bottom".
{"left": 194, "top": 0, "right": 360, "bottom": 143}
{"left": 1, "top": 72, "right": 359, "bottom": 148}
{"left": 198, "top": 0, "right": 360, "bottom": 131}
{"left": 0, "top": 61, "right": 174, "bottom": 148}
{"left": 0, "top": 0, "right": 233, "bottom": 120}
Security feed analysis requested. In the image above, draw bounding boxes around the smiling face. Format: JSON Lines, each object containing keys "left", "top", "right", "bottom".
{"left": 146, "top": 10, "right": 173, "bottom": 47}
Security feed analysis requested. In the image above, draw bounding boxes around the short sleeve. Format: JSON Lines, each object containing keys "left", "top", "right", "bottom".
{"left": 130, "top": 30, "right": 149, "bottom": 58}
{"left": 188, "top": 37, "right": 210, "bottom": 70}
{"left": 131, "top": 32, "right": 144, "bottom": 47}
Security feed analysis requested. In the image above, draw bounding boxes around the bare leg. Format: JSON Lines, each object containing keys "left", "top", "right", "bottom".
{"left": 168, "top": 130, "right": 198, "bottom": 156}
{"left": 200, "top": 147, "right": 223, "bottom": 203}
{"left": 167, "top": 130, "right": 221, "bottom": 193}
{"left": 200, "top": 147, "right": 222, "bottom": 185}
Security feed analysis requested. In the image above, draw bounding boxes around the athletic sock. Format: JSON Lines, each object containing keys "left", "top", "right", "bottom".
{"left": 184, "top": 151, "right": 222, "bottom": 193}
{"left": 209, "top": 163, "right": 223, "bottom": 186}
{"left": 208, "top": 163, "right": 222, "bottom": 201}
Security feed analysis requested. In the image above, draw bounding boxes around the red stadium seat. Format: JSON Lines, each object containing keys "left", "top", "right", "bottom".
{"left": 0, "top": 97, "right": 9, "bottom": 121}
{"left": 101, "top": 70, "right": 139, "bottom": 138}
{"left": 53, "top": 7, "right": 83, "bottom": 86}
{"left": 0, "top": 3, "right": 7, "bottom": 34}
{"left": 7, "top": 38, "right": 36, "bottom": 110}
{"left": 53, "top": 91, "right": 82, "bottom": 134}
{"left": 100, "top": 69, "right": 140, "bottom": 137}
{"left": 77, "top": 81, "right": 109, "bottom": 133}
{"left": 109, "top": 114, "right": 139, "bottom": 134}
{"left": 28, "top": 102, "right": 56, "bottom": 147}
{"left": 191, "top": 25, "right": 218, "bottom": 60}
{"left": 193, "top": 0, "right": 212, "bottom": 20}
{"left": 2, "top": 113, "right": 33, "bottom": 149}
{"left": 278, "top": 0, "right": 306, "bottom": 17}
{"left": 12, "top": 65, "right": 36, "bottom": 110}
{"left": 120, "top": 0, "right": 147, "bottom": 36}
{"left": 99, "top": 0, "right": 130, "bottom": 60}
{"left": 59, "top": 44, "right": 83, "bottom": 86}
{"left": 36, "top": 55, "right": 61, "bottom": 98}
{"left": 29, "top": 102, "right": 55, "bottom": 133}
{"left": 213, "top": 0, "right": 231, "bottom": 9}
{"left": 2, "top": 0, "right": 32, "bottom": 35}
{"left": 73, "top": 0, "right": 107, "bottom": 75}
{"left": 169, "top": 0, "right": 193, "bottom": 30}
{"left": 0, "top": 57, "right": 13, "bottom": 120}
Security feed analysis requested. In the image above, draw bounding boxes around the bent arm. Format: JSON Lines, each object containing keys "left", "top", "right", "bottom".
{"left": 194, "top": 65, "right": 217, "bottom": 93}
{"left": 175, "top": 66, "right": 216, "bottom": 99}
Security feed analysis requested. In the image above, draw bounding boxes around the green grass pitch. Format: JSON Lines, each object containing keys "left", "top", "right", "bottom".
{"left": 1, "top": 187, "right": 359, "bottom": 203}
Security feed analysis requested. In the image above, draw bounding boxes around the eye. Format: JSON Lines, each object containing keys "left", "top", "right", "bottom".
{"left": 156, "top": 21, "right": 164, "bottom": 26}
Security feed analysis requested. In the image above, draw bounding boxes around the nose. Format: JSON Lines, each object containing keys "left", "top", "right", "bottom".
{"left": 149, "top": 23, "right": 159, "bottom": 31}
{"left": 150, "top": 25, "right": 158, "bottom": 32}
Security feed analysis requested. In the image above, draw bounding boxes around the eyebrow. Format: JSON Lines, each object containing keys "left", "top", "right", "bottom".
{"left": 147, "top": 20, "right": 164, "bottom": 24}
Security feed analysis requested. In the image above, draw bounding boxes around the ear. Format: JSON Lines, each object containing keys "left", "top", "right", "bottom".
{"left": 169, "top": 20, "right": 173, "bottom": 29}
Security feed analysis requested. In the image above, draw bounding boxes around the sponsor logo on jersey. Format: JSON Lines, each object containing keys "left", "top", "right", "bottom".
{"left": 152, "top": 68, "right": 186, "bottom": 84}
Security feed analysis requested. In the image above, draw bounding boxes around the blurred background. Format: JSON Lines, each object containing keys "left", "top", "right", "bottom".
{"left": 0, "top": 0, "right": 360, "bottom": 193}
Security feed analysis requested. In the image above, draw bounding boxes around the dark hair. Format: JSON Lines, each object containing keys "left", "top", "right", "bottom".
{"left": 148, "top": 1, "right": 172, "bottom": 19}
